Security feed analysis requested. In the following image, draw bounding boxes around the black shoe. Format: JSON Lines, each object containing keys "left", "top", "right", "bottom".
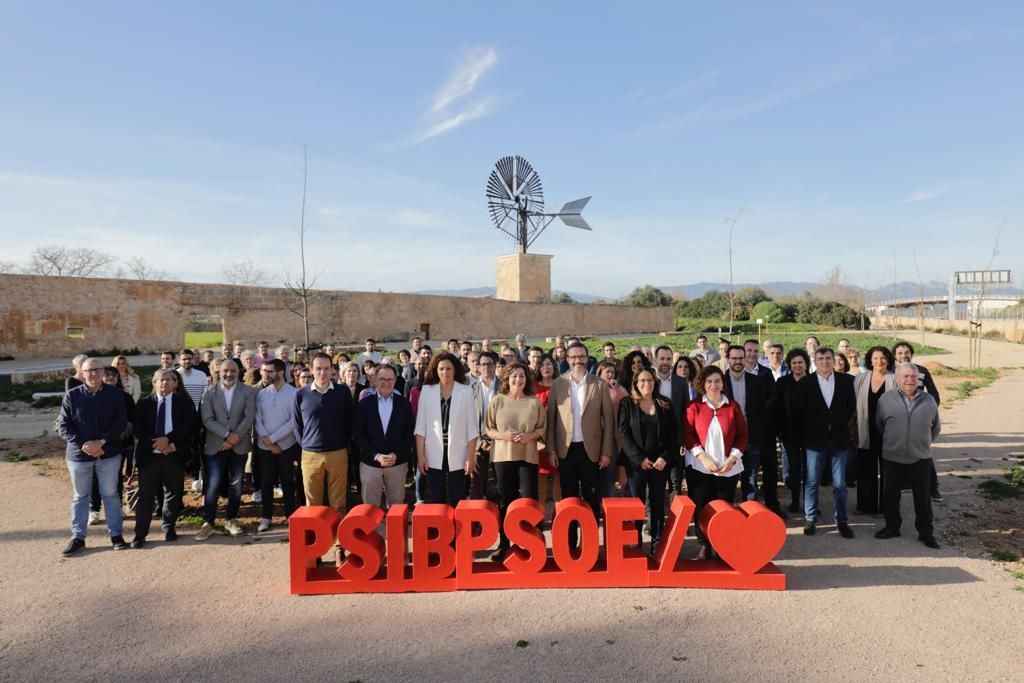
{"left": 62, "top": 538, "right": 85, "bottom": 556}
{"left": 803, "top": 523, "right": 816, "bottom": 536}
{"left": 920, "top": 536, "right": 940, "bottom": 549}
{"left": 111, "top": 535, "right": 129, "bottom": 550}
{"left": 130, "top": 537, "right": 146, "bottom": 549}
{"left": 165, "top": 528, "right": 178, "bottom": 542}
{"left": 767, "top": 504, "right": 788, "bottom": 520}
{"left": 489, "top": 545, "right": 509, "bottom": 562}
{"left": 837, "top": 523, "right": 854, "bottom": 539}
{"left": 875, "top": 528, "right": 901, "bottom": 539}
{"left": 930, "top": 491, "right": 943, "bottom": 502}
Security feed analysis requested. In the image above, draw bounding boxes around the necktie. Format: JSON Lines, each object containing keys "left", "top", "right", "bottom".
{"left": 155, "top": 398, "right": 166, "bottom": 437}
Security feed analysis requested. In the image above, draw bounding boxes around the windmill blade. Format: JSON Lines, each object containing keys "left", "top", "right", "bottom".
{"left": 556, "top": 196, "right": 590, "bottom": 214}
{"left": 559, "top": 214, "right": 591, "bottom": 231}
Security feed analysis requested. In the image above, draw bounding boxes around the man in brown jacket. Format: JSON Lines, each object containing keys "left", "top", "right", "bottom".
{"left": 545, "top": 342, "right": 615, "bottom": 549}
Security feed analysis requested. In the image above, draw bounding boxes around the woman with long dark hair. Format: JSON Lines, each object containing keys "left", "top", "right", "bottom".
{"left": 618, "top": 367, "right": 678, "bottom": 556}
{"left": 853, "top": 346, "right": 896, "bottom": 515}
{"left": 683, "top": 365, "right": 748, "bottom": 560}
{"left": 414, "top": 352, "right": 479, "bottom": 505}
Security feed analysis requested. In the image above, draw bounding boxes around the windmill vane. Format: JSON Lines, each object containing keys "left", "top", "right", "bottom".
{"left": 486, "top": 155, "right": 592, "bottom": 253}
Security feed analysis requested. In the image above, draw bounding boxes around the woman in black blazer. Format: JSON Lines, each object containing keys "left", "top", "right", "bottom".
{"left": 775, "top": 348, "right": 810, "bottom": 513}
{"left": 617, "top": 367, "right": 678, "bottom": 556}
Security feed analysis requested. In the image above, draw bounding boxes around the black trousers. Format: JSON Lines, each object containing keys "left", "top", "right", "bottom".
{"left": 494, "top": 460, "right": 539, "bottom": 547}
{"left": 558, "top": 443, "right": 600, "bottom": 548}
{"left": 761, "top": 438, "right": 780, "bottom": 508}
{"left": 685, "top": 466, "right": 739, "bottom": 546}
{"left": 856, "top": 447, "right": 883, "bottom": 514}
{"left": 882, "top": 458, "right": 933, "bottom": 538}
{"left": 256, "top": 445, "right": 300, "bottom": 519}
{"left": 784, "top": 441, "right": 805, "bottom": 506}
{"left": 469, "top": 445, "right": 497, "bottom": 501}
{"left": 134, "top": 456, "right": 185, "bottom": 538}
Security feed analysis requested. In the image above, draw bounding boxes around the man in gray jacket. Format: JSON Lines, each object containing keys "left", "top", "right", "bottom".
{"left": 196, "top": 359, "right": 257, "bottom": 540}
{"left": 874, "top": 362, "right": 942, "bottom": 548}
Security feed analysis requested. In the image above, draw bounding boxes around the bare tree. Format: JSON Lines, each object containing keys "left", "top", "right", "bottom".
{"left": 126, "top": 256, "right": 171, "bottom": 281}
{"left": 820, "top": 265, "right": 852, "bottom": 304}
{"left": 26, "top": 245, "right": 116, "bottom": 277}
{"left": 0, "top": 260, "right": 18, "bottom": 274}
{"left": 282, "top": 145, "right": 320, "bottom": 347}
{"left": 912, "top": 250, "right": 926, "bottom": 344}
{"left": 969, "top": 216, "right": 1008, "bottom": 367}
{"left": 724, "top": 208, "right": 744, "bottom": 334}
{"left": 222, "top": 259, "right": 271, "bottom": 286}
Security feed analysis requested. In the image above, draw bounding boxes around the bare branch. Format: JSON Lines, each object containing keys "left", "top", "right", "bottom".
{"left": 26, "top": 245, "right": 115, "bottom": 277}
{"left": 125, "top": 256, "right": 171, "bottom": 281}
{"left": 222, "top": 259, "right": 271, "bottom": 286}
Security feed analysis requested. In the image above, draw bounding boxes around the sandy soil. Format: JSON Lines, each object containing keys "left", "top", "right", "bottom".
{"left": 1, "top": 335, "right": 1022, "bottom": 682}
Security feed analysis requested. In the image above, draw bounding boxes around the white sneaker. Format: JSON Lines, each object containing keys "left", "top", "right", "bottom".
{"left": 252, "top": 490, "right": 263, "bottom": 503}
{"left": 195, "top": 522, "right": 215, "bottom": 541}
{"left": 88, "top": 511, "right": 101, "bottom": 525}
{"left": 257, "top": 518, "right": 271, "bottom": 533}
{"left": 225, "top": 519, "right": 244, "bottom": 536}
{"left": 191, "top": 478, "right": 203, "bottom": 493}
{"left": 273, "top": 487, "right": 283, "bottom": 499}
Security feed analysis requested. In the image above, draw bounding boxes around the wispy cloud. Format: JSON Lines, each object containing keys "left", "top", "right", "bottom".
{"left": 415, "top": 47, "right": 498, "bottom": 143}
{"left": 429, "top": 47, "right": 497, "bottom": 115}
{"left": 894, "top": 183, "right": 959, "bottom": 206}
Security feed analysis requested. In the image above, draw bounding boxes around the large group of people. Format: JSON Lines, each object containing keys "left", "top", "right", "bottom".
{"left": 56, "top": 332, "right": 943, "bottom": 560}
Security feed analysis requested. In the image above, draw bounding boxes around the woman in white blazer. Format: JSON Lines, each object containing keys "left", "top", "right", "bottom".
{"left": 853, "top": 346, "right": 897, "bottom": 516}
{"left": 414, "top": 352, "right": 479, "bottom": 506}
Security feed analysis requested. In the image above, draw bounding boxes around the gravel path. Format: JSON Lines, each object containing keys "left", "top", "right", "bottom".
{"left": 1, "top": 345, "right": 1022, "bottom": 682}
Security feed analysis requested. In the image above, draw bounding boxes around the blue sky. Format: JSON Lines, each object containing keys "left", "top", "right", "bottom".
{"left": 2, "top": 2, "right": 1022, "bottom": 298}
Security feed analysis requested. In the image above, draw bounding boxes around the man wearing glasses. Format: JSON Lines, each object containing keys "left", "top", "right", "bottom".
{"left": 56, "top": 358, "right": 129, "bottom": 555}
{"left": 545, "top": 342, "right": 615, "bottom": 549}
{"left": 469, "top": 351, "right": 501, "bottom": 500}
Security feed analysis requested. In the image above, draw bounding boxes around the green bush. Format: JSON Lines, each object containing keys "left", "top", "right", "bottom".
{"left": 751, "top": 301, "right": 791, "bottom": 324}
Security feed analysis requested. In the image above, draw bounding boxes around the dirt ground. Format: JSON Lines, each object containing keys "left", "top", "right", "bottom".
{"left": 1, "top": 333, "right": 1023, "bottom": 681}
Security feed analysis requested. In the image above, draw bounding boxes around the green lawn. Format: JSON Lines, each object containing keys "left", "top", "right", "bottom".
{"left": 184, "top": 331, "right": 223, "bottom": 349}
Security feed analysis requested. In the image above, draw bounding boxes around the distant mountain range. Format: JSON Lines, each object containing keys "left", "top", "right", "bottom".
{"left": 412, "top": 280, "right": 1023, "bottom": 302}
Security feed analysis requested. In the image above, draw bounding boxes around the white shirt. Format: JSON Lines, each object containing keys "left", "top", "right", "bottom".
{"left": 478, "top": 377, "right": 498, "bottom": 418}
{"left": 221, "top": 383, "right": 236, "bottom": 413}
{"left": 377, "top": 393, "right": 394, "bottom": 433}
{"left": 728, "top": 372, "right": 747, "bottom": 418}
{"left": 569, "top": 374, "right": 587, "bottom": 443}
{"left": 769, "top": 364, "right": 786, "bottom": 381}
{"left": 156, "top": 394, "right": 174, "bottom": 435}
{"left": 312, "top": 381, "right": 334, "bottom": 395}
{"left": 817, "top": 372, "right": 835, "bottom": 408}
{"left": 686, "top": 395, "right": 744, "bottom": 478}
{"left": 656, "top": 372, "right": 673, "bottom": 403}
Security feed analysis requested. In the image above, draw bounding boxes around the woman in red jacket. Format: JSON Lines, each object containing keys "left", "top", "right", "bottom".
{"left": 683, "top": 365, "right": 749, "bottom": 560}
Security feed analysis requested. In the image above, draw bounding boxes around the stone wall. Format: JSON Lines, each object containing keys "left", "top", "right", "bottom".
{"left": 0, "top": 274, "right": 674, "bottom": 358}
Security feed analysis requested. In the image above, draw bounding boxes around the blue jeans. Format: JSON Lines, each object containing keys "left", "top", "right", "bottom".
{"left": 804, "top": 447, "right": 849, "bottom": 523}
{"left": 204, "top": 451, "right": 246, "bottom": 524}
{"left": 780, "top": 441, "right": 791, "bottom": 483}
{"left": 68, "top": 456, "right": 123, "bottom": 539}
{"left": 739, "top": 444, "right": 761, "bottom": 502}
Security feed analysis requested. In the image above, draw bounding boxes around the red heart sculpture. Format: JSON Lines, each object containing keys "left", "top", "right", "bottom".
{"left": 700, "top": 500, "right": 786, "bottom": 574}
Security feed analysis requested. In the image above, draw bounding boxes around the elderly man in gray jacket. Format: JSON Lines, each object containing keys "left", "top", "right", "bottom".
{"left": 196, "top": 359, "right": 257, "bottom": 540}
{"left": 874, "top": 362, "right": 942, "bottom": 548}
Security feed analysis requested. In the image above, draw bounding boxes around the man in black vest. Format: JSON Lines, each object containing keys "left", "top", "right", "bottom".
{"left": 131, "top": 369, "right": 195, "bottom": 547}
{"left": 795, "top": 348, "right": 857, "bottom": 538}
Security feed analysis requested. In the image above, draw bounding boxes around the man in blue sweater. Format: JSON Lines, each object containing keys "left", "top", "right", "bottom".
{"left": 56, "top": 358, "right": 129, "bottom": 555}
{"left": 295, "top": 353, "right": 354, "bottom": 515}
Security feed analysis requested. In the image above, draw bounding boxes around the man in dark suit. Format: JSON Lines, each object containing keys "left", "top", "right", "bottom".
{"left": 469, "top": 351, "right": 501, "bottom": 501}
{"left": 353, "top": 365, "right": 414, "bottom": 508}
{"left": 652, "top": 345, "right": 691, "bottom": 495}
{"left": 794, "top": 348, "right": 857, "bottom": 538}
{"left": 741, "top": 339, "right": 784, "bottom": 516}
{"left": 722, "top": 345, "right": 771, "bottom": 505}
{"left": 131, "top": 369, "right": 195, "bottom": 547}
